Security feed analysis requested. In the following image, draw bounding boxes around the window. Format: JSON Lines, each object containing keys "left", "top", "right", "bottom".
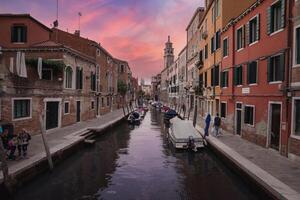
{"left": 65, "top": 66, "right": 73, "bottom": 89}
{"left": 211, "top": 65, "right": 219, "bottom": 86}
{"left": 101, "top": 98, "right": 104, "bottom": 107}
{"left": 295, "top": 26, "right": 300, "bottom": 65}
{"left": 96, "top": 49, "right": 101, "bottom": 56}
{"left": 220, "top": 102, "right": 227, "bottom": 118}
{"left": 249, "top": 15, "right": 260, "bottom": 44}
{"left": 90, "top": 72, "right": 96, "bottom": 91}
{"left": 107, "top": 97, "right": 110, "bottom": 106}
{"left": 41, "top": 68, "right": 52, "bottom": 80}
{"left": 13, "top": 99, "right": 31, "bottom": 119}
{"left": 234, "top": 65, "right": 243, "bottom": 86}
{"left": 205, "top": 44, "right": 208, "bottom": 59}
{"left": 64, "top": 102, "right": 70, "bottom": 114}
{"left": 76, "top": 67, "right": 83, "bottom": 89}
{"left": 11, "top": 25, "right": 27, "bottom": 43}
{"left": 91, "top": 101, "right": 95, "bottom": 110}
{"left": 215, "top": 0, "right": 220, "bottom": 17}
{"left": 204, "top": 72, "right": 207, "bottom": 87}
{"left": 223, "top": 38, "right": 228, "bottom": 57}
{"left": 268, "top": 0, "right": 285, "bottom": 34}
{"left": 215, "top": 30, "right": 221, "bottom": 49}
{"left": 294, "top": 99, "right": 300, "bottom": 136}
{"left": 267, "top": 54, "right": 285, "bottom": 82}
{"left": 120, "top": 65, "right": 124, "bottom": 73}
{"left": 247, "top": 61, "right": 257, "bottom": 84}
{"left": 244, "top": 106, "right": 254, "bottom": 126}
{"left": 199, "top": 49, "right": 203, "bottom": 62}
{"left": 211, "top": 37, "right": 215, "bottom": 53}
{"left": 221, "top": 70, "right": 229, "bottom": 88}
{"left": 212, "top": 5, "right": 216, "bottom": 23}
{"left": 236, "top": 27, "right": 244, "bottom": 50}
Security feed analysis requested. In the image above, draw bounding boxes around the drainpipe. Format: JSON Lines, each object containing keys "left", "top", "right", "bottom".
{"left": 285, "top": 0, "right": 292, "bottom": 156}
{"left": 231, "top": 21, "right": 236, "bottom": 133}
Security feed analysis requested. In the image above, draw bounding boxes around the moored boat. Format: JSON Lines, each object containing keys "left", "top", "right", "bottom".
{"left": 169, "top": 117, "right": 204, "bottom": 151}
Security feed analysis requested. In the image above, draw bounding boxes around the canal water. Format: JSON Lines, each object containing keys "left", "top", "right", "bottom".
{"left": 11, "top": 110, "right": 262, "bottom": 200}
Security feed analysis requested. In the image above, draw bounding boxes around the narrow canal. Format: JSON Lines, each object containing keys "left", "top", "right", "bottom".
{"left": 11, "top": 110, "right": 262, "bottom": 200}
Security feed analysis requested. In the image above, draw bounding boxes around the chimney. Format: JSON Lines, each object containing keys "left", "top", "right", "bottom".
{"left": 74, "top": 30, "right": 80, "bottom": 37}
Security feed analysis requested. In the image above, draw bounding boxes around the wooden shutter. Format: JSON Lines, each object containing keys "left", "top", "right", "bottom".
{"left": 246, "top": 22, "right": 250, "bottom": 45}
{"left": 23, "top": 26, "right": 27, "bottom": 43}
{"left": 11, "top": 26, "right": 15, "bottom": 42}
{"left": 257, "top": 14, "right": 260, "bottom": 41}
{"left": 267, "top": 7, "right": 271, "bottom": 35}
{"left": 280, "top": 0, "right": 285, "bottom": 29}
{"left": 279, "top": 53, "right": 285, "bottom": 81}
{"left": 267, "top": 58, "right": 271, "bottom": 82}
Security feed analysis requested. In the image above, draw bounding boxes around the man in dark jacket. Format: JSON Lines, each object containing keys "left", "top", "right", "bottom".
{"left": 214, "top": 113, "right": 221, "bottom": 136}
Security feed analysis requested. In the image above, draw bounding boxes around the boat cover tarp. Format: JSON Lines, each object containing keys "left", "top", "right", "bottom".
{"left": 170, "top": 117, "right": 202, "bottom": 142}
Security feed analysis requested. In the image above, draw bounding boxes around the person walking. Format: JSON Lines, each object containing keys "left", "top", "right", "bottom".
{"left": 214, "top": 113, "right": 221, "bottom": 137}
{"left": 204, "top": 113, "right": 211, "bottom": 138}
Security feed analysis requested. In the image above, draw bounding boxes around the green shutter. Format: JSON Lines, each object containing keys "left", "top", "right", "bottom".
{"left": 281, "top": 0, "right": 285, "bottom": 29}
{"left": 280, "top": 53, "right": 285, "bottom": 81}
{"left": 246, "top": 22, "right": 250, "bottom": 45}
{"left": 242, "top": 25, "right": 246, "bottom": 48}
{"left": 234, "top": 67, "right": 237, "bottom": 85}
{"left": 257, "top": 14, "right": 260, "bottom": 41}
{"left": 247, "top": 63, "right": 250, "bottom": 84}
{"left": 267, "top": 58, "right": 271, "bottom": 82}
{"left": 267, "top": 7, "right": 271, "bottom": 35}
{"left": 240, "top": 66, "right": 243, "bottom": 85}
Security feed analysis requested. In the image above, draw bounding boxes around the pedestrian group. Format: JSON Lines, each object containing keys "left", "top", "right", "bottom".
{"left": 0, "top": 127, "right": 31, "bottom": 160}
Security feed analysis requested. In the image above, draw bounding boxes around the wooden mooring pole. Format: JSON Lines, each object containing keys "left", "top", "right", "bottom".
{"left": 0, "top": 139, "right": 12, "bottom": 192}
{"left": 39, "top": 114, "right": 53, "bottom": 171}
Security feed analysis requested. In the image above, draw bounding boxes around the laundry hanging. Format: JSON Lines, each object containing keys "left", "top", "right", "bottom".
{"left": 19, "top": 52, "right": 27, "bottom": 78}
{"left": 16, "top": 51, "right": 21, "bottom": 76}
{"left": 9, "top": 57, "right": 14, "bottom": 73}
{"left": 38, "top": 57, "right": 42, "bottom": 79}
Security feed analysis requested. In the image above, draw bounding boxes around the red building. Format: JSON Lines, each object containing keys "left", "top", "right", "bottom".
{"left": 220, "top": 0, "right": 291, "bottom": 156}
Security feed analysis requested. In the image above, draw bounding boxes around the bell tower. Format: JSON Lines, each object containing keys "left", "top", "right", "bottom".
{"left": 164, "top": 35, "right": 174, "bottom": 69}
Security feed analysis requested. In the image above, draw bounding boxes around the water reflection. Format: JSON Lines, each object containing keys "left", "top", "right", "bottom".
{"left": 12, "top": 109, "right": 261, "bottom": 200}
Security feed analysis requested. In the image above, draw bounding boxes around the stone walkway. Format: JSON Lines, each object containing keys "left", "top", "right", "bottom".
{"left": 0, "top": 109, "right": 125, "bottom": 182}
{"left": 195, "top": 121, "right": 300, "bottom": 200}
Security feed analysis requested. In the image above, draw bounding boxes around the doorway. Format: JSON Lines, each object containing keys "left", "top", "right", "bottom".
{"left": 46, "top": 101, "right": 59, "bottom": 130}
{"left": 269, "top": 103, "right": 281, "bottom": 151}
{"left": 76, "top": 101, "right": 81, "bottom": 122}
{"left": 96, "top": 97, "right": 99, "bottom": 117}
{"left": 235, "top": 103, "right": 242, "bottom": 135}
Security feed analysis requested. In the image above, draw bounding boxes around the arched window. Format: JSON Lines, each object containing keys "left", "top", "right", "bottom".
{"left": 65, "top": 66, "right": 73, "bottom": 89}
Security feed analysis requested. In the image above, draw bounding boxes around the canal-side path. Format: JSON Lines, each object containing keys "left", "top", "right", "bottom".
{"left": 0, "top": 109, "right": 125, "bottom": 185}
{"left": 194, "top": 123, "right": 300, "bottom": 200}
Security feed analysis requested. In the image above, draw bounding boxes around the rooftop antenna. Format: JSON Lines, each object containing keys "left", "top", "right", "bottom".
{"left": 53, "top": 0, "right": 59, "bottom": 28}
{"left": 78, "top": 12, "right": 82, "bottom": 32}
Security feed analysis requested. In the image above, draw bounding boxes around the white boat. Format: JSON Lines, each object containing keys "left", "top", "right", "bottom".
{"left": 169, "top": 117, "right": 204, "bottom": 150}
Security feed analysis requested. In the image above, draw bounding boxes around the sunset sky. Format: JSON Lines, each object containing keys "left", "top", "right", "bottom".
{"left": 1, "top": 0, "right": 204, "bottom": 83}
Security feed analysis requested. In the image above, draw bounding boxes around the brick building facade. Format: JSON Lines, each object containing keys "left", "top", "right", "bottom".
{"left": 220, "top": 0, "right": 291, "bottom": 155}
{"left": 0, "top": 14, "right": 132, "bottom": 135}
